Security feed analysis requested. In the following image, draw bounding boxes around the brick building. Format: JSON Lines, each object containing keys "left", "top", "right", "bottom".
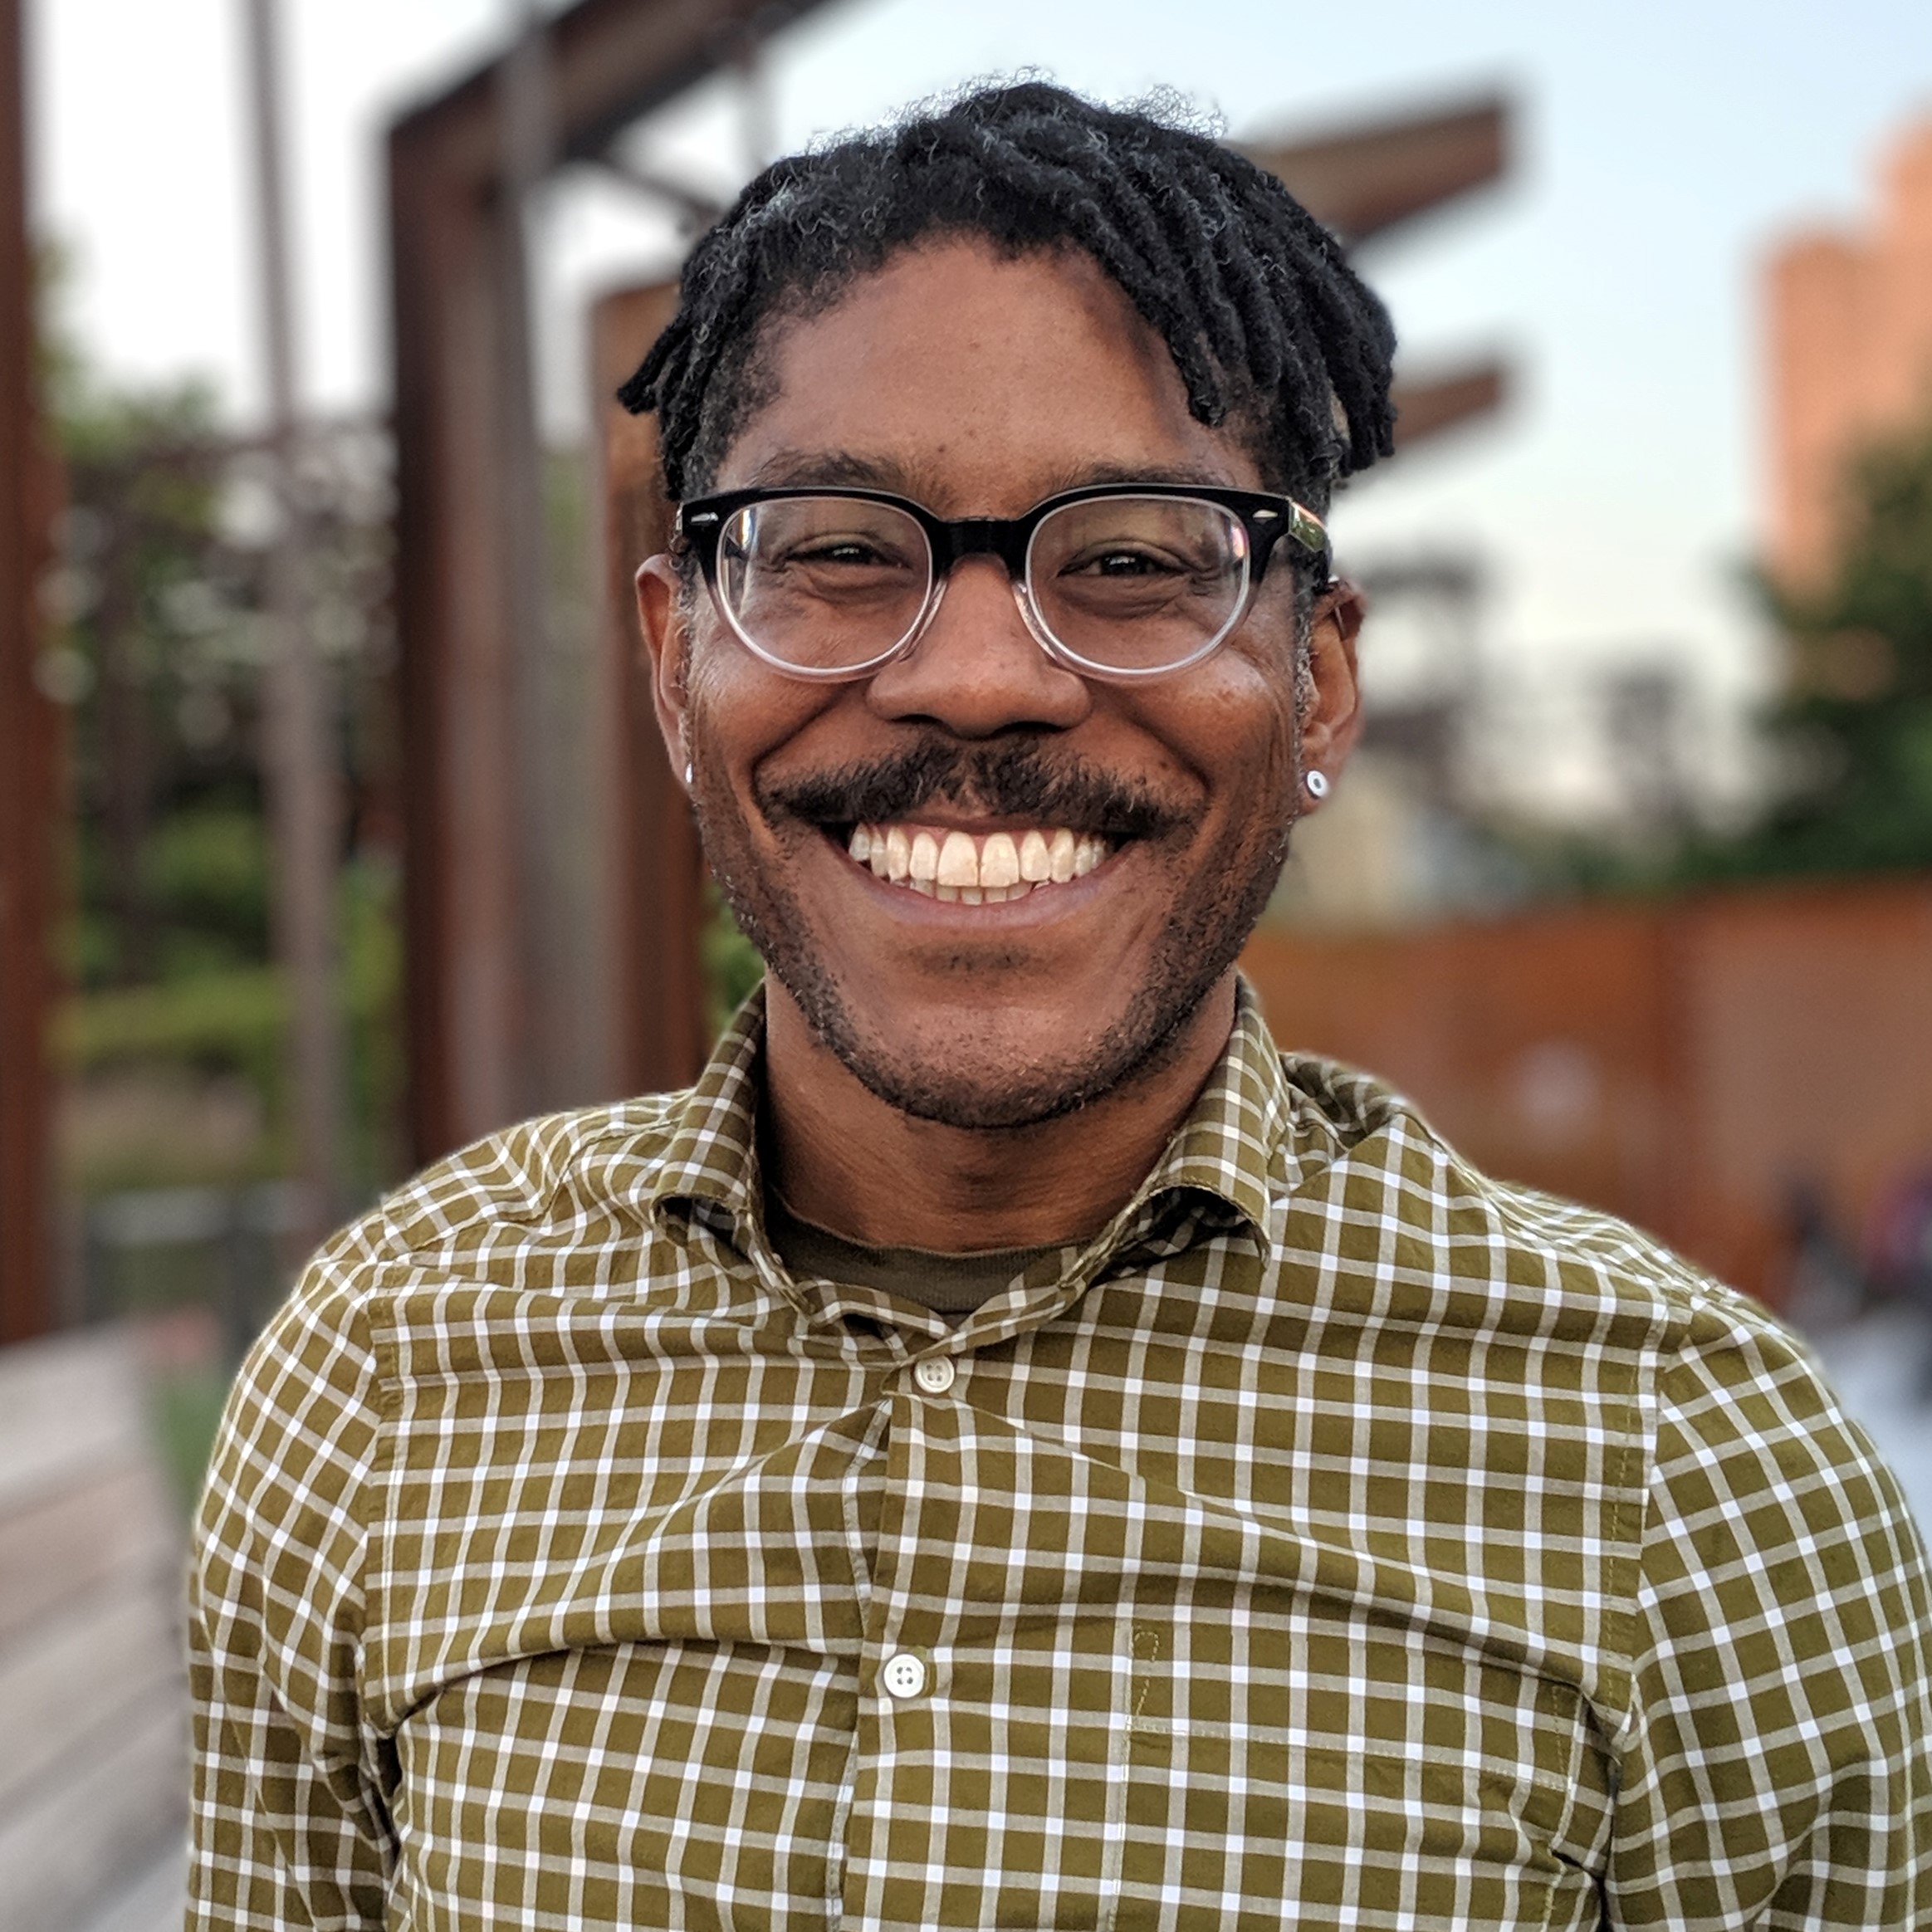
{"left": 1765, "top": 119, "right": 1932, "bottom": 588}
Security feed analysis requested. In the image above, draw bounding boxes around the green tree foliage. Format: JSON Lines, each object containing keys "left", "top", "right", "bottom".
{"left": 44, "top": 306, "right": 404, "bottom": 1196}
{"left": 1704, "top": 424, "right": 1932, "bottom": 878}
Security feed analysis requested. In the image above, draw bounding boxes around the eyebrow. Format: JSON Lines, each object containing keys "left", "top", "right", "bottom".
{"left": 742, "top": 450, "right": 906, "bottom": 490}
{"left": 736, "top": 448, "right": 1250, "bottom": 501}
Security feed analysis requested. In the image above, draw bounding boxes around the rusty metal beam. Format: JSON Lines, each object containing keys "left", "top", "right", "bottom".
{"left": 389, "top": 0, "right": 832, "bottom": 188}
{"left": 0, "top": 0, "right": 58, "bottom": 1341}
{"left": 1390, "top": 358, "right": 1510, "bottom": 449}
{"left": 388, "top": 0, "right": 835, "bottom": 1164}
{"left": 1242, "top": 95, "right": 1509, "bottom": 247}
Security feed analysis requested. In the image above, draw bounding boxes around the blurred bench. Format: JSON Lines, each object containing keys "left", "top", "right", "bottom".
{"left": 0, "top": 1326, "right": 190, "bottom": 1931}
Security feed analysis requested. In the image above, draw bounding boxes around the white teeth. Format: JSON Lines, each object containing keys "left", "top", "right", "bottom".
{"left": 852, "top": 821, "right": 1110, "bottom": 903}
{"left": 980, "top": 832, "right": 1020, "bottom": 888}
{"left": 937, "top": 829, "right": 979, "bottom": 888}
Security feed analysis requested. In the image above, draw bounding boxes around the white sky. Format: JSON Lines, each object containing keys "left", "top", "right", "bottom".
{"left": 32, "top": 0, "right": 1932, "bottom": 807}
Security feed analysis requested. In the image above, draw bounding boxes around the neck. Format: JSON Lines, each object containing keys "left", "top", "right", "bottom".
{"left": 759, "top": 975, "right": 1237, "bottom": 1251}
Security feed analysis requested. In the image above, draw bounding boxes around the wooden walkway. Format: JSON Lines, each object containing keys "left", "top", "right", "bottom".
{"left": 0, "top": 1327, "right": 190, "bottom": 1931}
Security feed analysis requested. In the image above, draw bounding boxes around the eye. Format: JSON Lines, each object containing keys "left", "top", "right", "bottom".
{"left": 1062, "top": 543, "right": 1187, "bottom": 580}
{"left": 785, "top": 534, "right": 912, "bottom": 569}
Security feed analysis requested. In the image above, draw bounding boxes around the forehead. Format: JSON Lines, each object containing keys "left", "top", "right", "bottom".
{"left": 712, "top": 239, "right": 1265, "bottom": 513}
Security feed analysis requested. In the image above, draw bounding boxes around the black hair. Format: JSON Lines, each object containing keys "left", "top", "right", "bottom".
{"left": 618, "top": 81, "right": 1396, "bottom": 509}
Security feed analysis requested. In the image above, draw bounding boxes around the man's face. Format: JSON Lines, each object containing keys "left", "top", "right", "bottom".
{"left": 640, "top": 239, "right": 1359, "bottom": 1129}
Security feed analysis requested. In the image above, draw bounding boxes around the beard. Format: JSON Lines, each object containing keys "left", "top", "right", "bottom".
{"left": 691, "top": 728, "right": 1298, "bottom": 1131}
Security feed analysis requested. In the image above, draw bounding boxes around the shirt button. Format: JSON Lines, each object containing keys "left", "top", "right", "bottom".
{"left": 881, "top": 1651, "right": 928, "bottom": 1700}
{"left": 912, "top": 1356, "right": 956, "bottom": 1395}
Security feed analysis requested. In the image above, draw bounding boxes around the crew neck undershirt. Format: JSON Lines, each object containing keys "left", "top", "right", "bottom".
{"left": 765, "top": 1191, "right": 1077, "bottom": 1318}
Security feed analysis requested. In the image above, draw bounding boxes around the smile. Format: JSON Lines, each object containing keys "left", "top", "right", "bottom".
{"left": 844, "top": 822, "right": 1111, "bottom": 903}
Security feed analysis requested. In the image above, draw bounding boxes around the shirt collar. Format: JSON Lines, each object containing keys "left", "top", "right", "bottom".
{"left": 647, "top": 990, "right": 770, "bottom": 1236}
{"left": 646, "top": 978, "right": 1296, "bottom": 1260}
{"left": 1123, "top": 976, "right": 1294, "bottom": 1243}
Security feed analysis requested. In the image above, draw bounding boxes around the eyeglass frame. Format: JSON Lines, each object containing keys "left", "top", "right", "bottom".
{"left": 673, "top": 481, "right": 1333, "bottom": 683}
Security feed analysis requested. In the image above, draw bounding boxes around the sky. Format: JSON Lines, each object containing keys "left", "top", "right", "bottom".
{"left": 31, "top": 0, "right": 1932, "bottom": 814}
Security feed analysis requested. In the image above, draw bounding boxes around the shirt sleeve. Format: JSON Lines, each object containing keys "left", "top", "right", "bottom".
{"left": 1608, "top": 1284, "right": 1932, "bottom": 1928}
{"left": 187, "top": 1228, "right": 395, "bottom": 1931}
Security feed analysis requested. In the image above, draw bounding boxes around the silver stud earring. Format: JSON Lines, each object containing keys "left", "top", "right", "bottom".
{"left": 1305, "top": 769, "right": 1330, "bottom": 800}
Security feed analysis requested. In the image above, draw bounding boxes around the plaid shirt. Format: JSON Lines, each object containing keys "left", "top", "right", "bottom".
{"left": 189, "top": 984, "right": 1932, "bottom": 1930}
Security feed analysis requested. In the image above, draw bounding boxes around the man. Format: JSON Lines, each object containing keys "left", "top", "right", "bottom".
{"left": 189, "top": 84, "right": 1932, "bottom": 1930}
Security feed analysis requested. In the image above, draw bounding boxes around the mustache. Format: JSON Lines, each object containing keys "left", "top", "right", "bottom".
{"left": 755, "top": 737, "right": 1191, "bottom": 842}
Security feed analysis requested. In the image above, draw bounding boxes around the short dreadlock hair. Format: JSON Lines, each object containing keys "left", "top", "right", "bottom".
{"left": 619, "top": 81, "right": 1396, "bottom": 510}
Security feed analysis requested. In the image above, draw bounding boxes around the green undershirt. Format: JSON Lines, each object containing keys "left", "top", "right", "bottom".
{"left": 765, "top": 1191, "right": 1075, "bottom": 1318}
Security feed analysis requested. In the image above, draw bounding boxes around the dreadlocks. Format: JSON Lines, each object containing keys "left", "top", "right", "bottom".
{"left": 619, "top": 81, "right": 1396, "bottom": 507}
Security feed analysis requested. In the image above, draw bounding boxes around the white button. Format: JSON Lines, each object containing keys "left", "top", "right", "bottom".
{"left": 912, "top": 1356, "right": 956, "bottom": 1395}
{"left": 881, "top": 1651, "right": 928, "bottom": 1700}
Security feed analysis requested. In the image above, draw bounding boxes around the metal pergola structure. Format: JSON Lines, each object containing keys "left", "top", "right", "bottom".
{"left": 1248, "top": 95, "right": 1513, "bottom": 449}
{"left": 387, "top": 0, "right": 834, "bottom": 1167}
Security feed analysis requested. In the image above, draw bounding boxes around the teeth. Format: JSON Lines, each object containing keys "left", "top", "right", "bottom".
{"left": 849, "top": 821, "right": 1111, "bottom": 903}
{"left": 937, "top": 829, "right": 979, "bottom": 888}
{"left": 981, "top": 833, "right": 1020, "bottom": 888}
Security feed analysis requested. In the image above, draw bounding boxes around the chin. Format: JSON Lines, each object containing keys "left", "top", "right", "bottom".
{"left": 789, "top": 966, "right": 1214, "bottom": 1132}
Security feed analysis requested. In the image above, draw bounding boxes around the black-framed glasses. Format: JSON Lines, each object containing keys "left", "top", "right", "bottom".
{"left": 674, "top": 482, "right": 1330, "bottom": 682}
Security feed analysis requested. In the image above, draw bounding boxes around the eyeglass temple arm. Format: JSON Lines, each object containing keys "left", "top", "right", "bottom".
{"left": 1248, "top": 499, "right": 1331, "bottom": 583}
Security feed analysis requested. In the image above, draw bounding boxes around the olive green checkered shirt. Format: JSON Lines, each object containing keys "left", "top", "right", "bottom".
{"left": 188, "top": 984, "right": 1932, "bottom": 1929}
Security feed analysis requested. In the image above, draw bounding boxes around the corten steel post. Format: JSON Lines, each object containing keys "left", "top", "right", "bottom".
{"left": 590, "top": 283, "right": 707, "bottom": 1098}
{"left": 0, "top": 0, "right": 55, "bottom": 1342}
{"left": 495, "top": 2, "right": 589, "bottom": 1121}
{"left": 242, "top": 0, "right": 346, "bottom": 1249}
{"left": 388, "top": 0, "right": 833, "bottom": 1167}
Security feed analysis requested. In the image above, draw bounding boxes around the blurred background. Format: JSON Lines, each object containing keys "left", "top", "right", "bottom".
{"left": 1, "top": 2, "right": 1930, "bottom": 1920}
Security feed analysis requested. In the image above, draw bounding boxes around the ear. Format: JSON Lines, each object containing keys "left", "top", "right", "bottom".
{"left": 1299, "top": 579, "right": 1366, "bottom": 794}
{"left": 635, "top": 554, "right": 693, "bottom": 789}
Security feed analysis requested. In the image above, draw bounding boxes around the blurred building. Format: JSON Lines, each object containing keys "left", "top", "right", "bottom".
{"left": 1765, "top": 117, "right": 1932, "bottom": 588}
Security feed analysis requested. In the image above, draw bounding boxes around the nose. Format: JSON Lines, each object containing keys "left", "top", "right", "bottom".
{"left": 864, "top": 555, "right": 1092, "bottom": 737}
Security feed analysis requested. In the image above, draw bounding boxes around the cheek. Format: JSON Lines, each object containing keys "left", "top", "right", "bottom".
{"left": 1157, "top": 652, "right": 1303, "bottom": 798}
{"left": 683, "top": 629, "right": 822, "bottom": 774}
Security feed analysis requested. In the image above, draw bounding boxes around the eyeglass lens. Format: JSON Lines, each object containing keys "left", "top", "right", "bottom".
{"left": 714, "top": 495, "right": 1252, "bottom": 676}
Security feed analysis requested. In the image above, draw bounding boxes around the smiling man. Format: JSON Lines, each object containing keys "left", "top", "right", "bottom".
{"left": 190, "top": 84, "right": 1931, "bottom": 1932}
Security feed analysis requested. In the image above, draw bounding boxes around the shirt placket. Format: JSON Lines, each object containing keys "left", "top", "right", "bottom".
{"left": 838, "top": 1308, "right": 1152, "bottom": 1932}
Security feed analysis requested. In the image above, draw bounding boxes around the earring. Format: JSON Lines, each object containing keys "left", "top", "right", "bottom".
{"left": 1304, "top": 769, "right": 1330, "bottom": 800}
{"left": 683, "top": 759, "right": 694, "bottom": 787}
